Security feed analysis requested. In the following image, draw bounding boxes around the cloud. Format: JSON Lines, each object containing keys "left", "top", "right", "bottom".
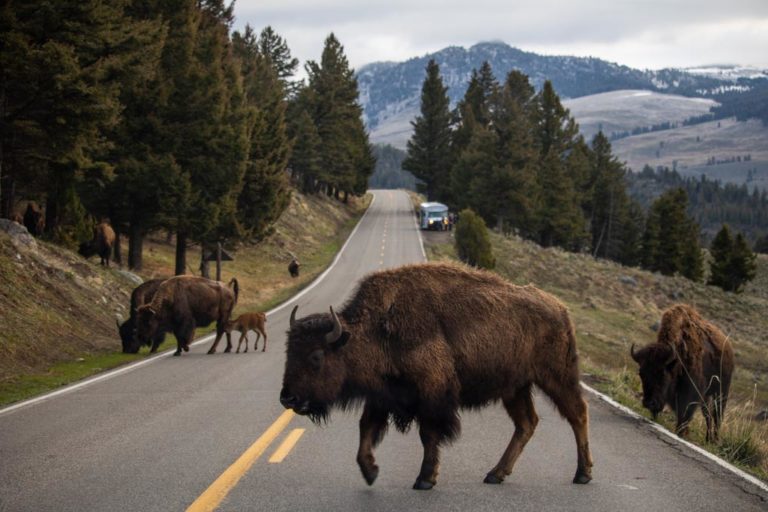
{"left": 232, "top": 0, "right": 768, "bottom": 70}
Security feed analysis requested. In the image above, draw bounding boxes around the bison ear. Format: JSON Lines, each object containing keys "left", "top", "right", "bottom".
{"left": 329, "top": 331, "right": 350, "bottom": 350}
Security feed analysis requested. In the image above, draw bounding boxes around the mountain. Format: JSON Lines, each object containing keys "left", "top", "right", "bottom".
{"left": 357, "top": 41, "right": 752, "bottom": 147}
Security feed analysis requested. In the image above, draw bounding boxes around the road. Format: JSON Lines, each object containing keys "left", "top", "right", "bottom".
{"left": 1, "top": 189, "right": 766, "bottom": 511}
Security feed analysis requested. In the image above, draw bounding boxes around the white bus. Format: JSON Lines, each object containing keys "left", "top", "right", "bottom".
{"left": 419, "top": 202, "right": 449, "bottom": 231}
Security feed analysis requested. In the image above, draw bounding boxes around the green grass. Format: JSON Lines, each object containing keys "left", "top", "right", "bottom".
{"left": 0, "top": 192, "right": 371, "bottom": 408}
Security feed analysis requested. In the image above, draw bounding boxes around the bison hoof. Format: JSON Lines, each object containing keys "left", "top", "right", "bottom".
{"left": 207, "top": 349, "right": 216, "bottom": 355}
{"left": 173, "top": 351, "right": 181, "bottom": 357}
{"left": 572, "top": 471, "right": 592, "bottom": 485}
{"left": 183, "top": 345, "right": 189, "bottom": 352}
{"left": 412, "top": 479, "right": 434, "bottom": 491}
{"left": 483, "top": 472, "right": 504, "bottom": 484}
{"left": 224, "top": 348, "right": 232, "bottom": 353}
{"left": 361, "top": 465, "right": 379, "bottom": 486}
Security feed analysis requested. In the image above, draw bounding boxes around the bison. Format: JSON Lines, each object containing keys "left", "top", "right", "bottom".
{"left": 23, "top": 202, "right": 44, "bottom": 236}
{"left": 288, "top": 258, "right": 300, "bottom": 278}
{"left": 225, "top": 312, "right": 268, "bottom": 353}
{"left": 631, "top": 304, "right": 734, "bottom": 441}
{"left": 280, "top": 262, "right": 593, "bottom": 490}
{"left": 136, "top": 276, "right": 239, "bottom": 356}
{"left": 79, "top": 221, "right": 116, "bottom": 266}
{"left": 118, "top": 278, "right": 167, "bottom": 354}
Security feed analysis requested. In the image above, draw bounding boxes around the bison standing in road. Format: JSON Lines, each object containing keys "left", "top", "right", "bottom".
{"left": 136, "top": 276, "right": 239, "bottom": 356}
{"left": 79, "top": 221, "right": 116, "bottom": 266}
{"left": 280, "top": 262, "right": 593, "bottom": 490}
{"left": 118, "top": 278, "right": 167, "bottom": 354}
{"left": 631, "top": 304, "right": 734, "bottom": 441}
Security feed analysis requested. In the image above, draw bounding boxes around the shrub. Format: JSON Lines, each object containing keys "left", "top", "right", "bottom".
{"left": 454, "top": 208, "right": 495, "bottom": 269}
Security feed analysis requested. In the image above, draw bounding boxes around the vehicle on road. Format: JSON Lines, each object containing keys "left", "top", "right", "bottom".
{"left": 419, "top": 202, "right": 449, "bottom": 231}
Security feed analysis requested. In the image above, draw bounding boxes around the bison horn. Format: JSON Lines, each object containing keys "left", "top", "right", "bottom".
{"left": 290, "top": 305, "right": 298, "bottom": 329}
{"left": 630, "top": 343, "right": 640, "bottom": 363}
{"left": 325, "top": 306, "right": 343, "bottom": 344}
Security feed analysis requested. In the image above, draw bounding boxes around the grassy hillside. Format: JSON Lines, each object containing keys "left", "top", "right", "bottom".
{"left": 419, "top": 215, "right": 768, "bottom": 478}
{"left": 0, "top": 192, "right": 370, "bottom": 406}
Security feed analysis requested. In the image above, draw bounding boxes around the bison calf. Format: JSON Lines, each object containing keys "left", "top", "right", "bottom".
{"left": 280, "top": 262, "right": 593, "bottom": 490}
{"left": 288, "top": 258, "right": 300, "bottom": 278}
{"left": 225, "top": 312, "right": 268, "bottom": 353}
{"left": 631, "top": 304, "right": 734, "bottom": 441}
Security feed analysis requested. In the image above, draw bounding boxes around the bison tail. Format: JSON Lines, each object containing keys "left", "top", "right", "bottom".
{"left": 228, "top": 277, "right": 239, "bottom": 303}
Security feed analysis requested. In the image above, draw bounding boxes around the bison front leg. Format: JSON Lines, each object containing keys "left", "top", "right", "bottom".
{"left": 357, "top": 400, "right": 389, "bottom": 486}
{"left": 485, "top": 386, "right": 539, "bottom": 484}
{"left": 413, "top": 423, "right": 442, "bottom": 490}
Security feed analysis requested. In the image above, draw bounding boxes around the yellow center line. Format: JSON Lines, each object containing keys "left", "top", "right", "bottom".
{"left": 186, "top": 410, "right": 294, "bottom": 512}
{"left": 268, "top": 429, "right": 306, "bottom": 463}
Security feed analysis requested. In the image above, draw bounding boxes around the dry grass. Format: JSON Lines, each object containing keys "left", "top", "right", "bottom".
{"left": 417, "top": 208, "right": 768, "bottom": 479}
{"left": 0, "top": 191, "right": 369, "bottom": 405}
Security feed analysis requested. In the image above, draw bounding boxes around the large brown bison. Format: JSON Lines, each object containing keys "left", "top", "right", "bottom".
{"left": 79, "top": 221, "right": 116, "bottom": 266}
{"left": 23, "top": 202, "right": 44, "bottom": 236}
{"left": 118, "top": 279, "right": 167, "bottom": 354}
{"left": 631, "top": 304, "right": 734, "bottom": 441}
{"left": 136, "top": 276, "right": 239, "bottom": 356}
{"left": 280, "top": 262, "right": 593, "bottom": 490}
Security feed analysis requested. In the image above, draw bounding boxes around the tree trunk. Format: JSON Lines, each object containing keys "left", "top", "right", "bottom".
{"left": 175, "top": 231, "right": 187, "bottom": 275}
{"left": 0, "top": 174, "right": 14, "bottom": 219}
{"left": 128, "top": 224, "right": 144, "bottom": 270}
{"left": 44, "top": 194, "right": 58, "bottom": 236}
{"left": 343, "top": 190, "right": 348, "bottom": 203}
{"left": 113, "top": 228, "right": 123, "bottom": 266}
{"left": 200, "top": 245, "right": 210, "bottom": 278}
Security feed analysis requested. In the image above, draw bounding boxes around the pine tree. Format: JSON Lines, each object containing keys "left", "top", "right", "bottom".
{"left": 304, "top": 34, "right": 372, "bottom": 200}
{"left": 455, "top": 208, "right": 495, "bottom": 269}
{"left": 232, "top": 25, "right": 292, "bottom": 241}
{"left": 402, "top": 59, "right": 453, "bottom": 201}
{"left": 728, "top": 233, "right": 757, "bottom": 292}
{"left": 258, "top": 25, "right": 299, "bottom": 89}
{"left": 535, "top": 151, "right": 585, "bottom": 248}
{"left": 590, "top": 132, "right": 632, "bottom": 261}
{"left": 708, "top": 224, "right": 733, "bottom": 289}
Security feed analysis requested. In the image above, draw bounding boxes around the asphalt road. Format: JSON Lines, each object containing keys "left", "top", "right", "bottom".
{"left": 1, "top": 189, "right": 766, "bottom": 512}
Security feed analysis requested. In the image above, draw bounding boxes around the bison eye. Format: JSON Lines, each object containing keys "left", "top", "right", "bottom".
{"left": 309, "top": 349, "right": 324, "bottom": 369}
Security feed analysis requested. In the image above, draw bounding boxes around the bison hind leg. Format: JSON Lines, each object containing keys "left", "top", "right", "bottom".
{"left": 484, "top": 385, "right": 539, "bottom": 484}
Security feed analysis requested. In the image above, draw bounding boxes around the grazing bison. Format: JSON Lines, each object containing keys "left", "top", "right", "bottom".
{"left": 288, "top": 258, "right": 300, "bottom": 278}
{"left": 118, "top": 278, "right": 167, "bottom": 354}
{"left": 280, "top": 262, "right": 593, "bottom": 490}
{"left": 631, "top": 304, "right": 734, "bottom": 441}
{"left": 136, "top": 276, "right": 239, "bottom": 356}
{"left": 79, "top": 221, "right": 116, "bottom": 266}
{"left": 23, "top": 202, "right": 44, "bottom": 236}
{"left": 225, "top": 312, "right": 268, "bottom": 353}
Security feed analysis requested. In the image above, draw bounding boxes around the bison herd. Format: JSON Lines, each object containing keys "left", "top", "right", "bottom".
{"left": 110, "top": 260, "right": 735, "bottom": 491}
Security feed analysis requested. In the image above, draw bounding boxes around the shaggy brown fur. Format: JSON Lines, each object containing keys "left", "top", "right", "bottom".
{"left": 119, "top": 279, "right": 167, "bottom": 354}
{"left": 23, "top": 202, "right": 44, "bottom": 236}
{"left": 281, "top": 262, "right": 592, "bottom": 490}
{"left": 79, "top": 222, "right": 116, "bottom": 266}
{"left": 225, "top": 312, "right": 268, "bottom": 353}
{"left": 136, "top": 275, "right": 239, "bottom": 356}
{"left": 631, "top": 304, "right": 734, "bottom": 441}
{"left": 288, "top": 258, "right": 300, "bottom": 278}
{"left": 10, "top": 212, "right": 23, "bottom": 224}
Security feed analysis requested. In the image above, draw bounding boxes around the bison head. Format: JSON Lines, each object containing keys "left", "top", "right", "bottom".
{"left": 118, "top": 317, "right": 141, "bottom": 354}
{"left": 631, "top": 343, "right": 678, "bottom": 419}
{"left": 280, "top": 305, "right": 350, "bottom": 423}
{"left": 136, "top": 304, "right": 161, "bottom": 347}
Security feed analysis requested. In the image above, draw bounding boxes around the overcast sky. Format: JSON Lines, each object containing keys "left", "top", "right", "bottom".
{"left": 232, "top": 0, "right": 768, "bottom": 73}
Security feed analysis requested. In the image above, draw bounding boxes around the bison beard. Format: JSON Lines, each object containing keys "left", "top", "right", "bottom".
{"left": 280, "top": 262, "right": 593, "bottom": 490}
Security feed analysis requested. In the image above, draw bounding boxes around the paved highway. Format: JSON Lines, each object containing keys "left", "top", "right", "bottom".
{"left": 1, "top": 190, "right": 766, "bottom": 511}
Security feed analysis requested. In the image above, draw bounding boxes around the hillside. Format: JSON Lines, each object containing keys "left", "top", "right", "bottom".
{"left": 0, "top": 192, "right": 369, "bottom": 404}
{"left": 359, "top": 41, "right": 752, "bottom": 145}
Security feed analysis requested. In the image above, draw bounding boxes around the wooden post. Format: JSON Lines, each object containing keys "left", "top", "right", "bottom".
{"left": 216, "top": 242, "right": 222, "bottom": 282}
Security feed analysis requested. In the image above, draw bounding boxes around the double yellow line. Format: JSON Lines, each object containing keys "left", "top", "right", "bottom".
{"left": 187, "top": 410, "right": 305, "bottom": 512}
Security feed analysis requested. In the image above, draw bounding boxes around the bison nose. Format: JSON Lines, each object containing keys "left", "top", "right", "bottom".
{"left": 280, "top": 390, "right": 298, "bottom": 409}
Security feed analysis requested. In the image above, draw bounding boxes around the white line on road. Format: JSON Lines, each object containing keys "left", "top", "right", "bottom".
{"left": 0, "top": 194, "right": 378, "bottom": 418}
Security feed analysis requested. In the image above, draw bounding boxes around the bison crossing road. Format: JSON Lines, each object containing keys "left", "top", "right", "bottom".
{"left": 0, "top": 190, "right": 765, "bottom": 512}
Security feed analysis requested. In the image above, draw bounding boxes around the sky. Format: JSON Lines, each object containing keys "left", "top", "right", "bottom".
{"left": 232, "top": 0, "right": 768, "bottom": 73}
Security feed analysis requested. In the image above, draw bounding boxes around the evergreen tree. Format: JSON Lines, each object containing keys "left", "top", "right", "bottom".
{"left": 304, "top": 34, "right": 372, "bottom": 200}
{"left": 641, "top": 188, "right": 703, "bottom": 280}
{"left": 289, "top": 109, "right": 323, "bottom": 193}
{"left": 709, "top": 225, "right": 757, "bottom": 292}
{"left": 754, "top": 234, "right": 768, "bottom": 254}
{"left": 590, "top": 132, "right": 631, "bottom": 261}
{"left": 708, "top": 224, "right": 733, "bottom": 289}
{"left": 257, "top": 25, "right": 299, "bottom": 91}
{"left": 535, "top": 151, "right": 585, "bottom": 248}
{"left": 728, "top": 232, "right": 757, "bottom": 292}
{"left": 454, "top": 208, "right": 495, "bottom": 269}
{"left": 232, "top": 25, "right": 292, "bottom": 241}
{"left": 402, "top": 59, "right": 453, "bottom": 201}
